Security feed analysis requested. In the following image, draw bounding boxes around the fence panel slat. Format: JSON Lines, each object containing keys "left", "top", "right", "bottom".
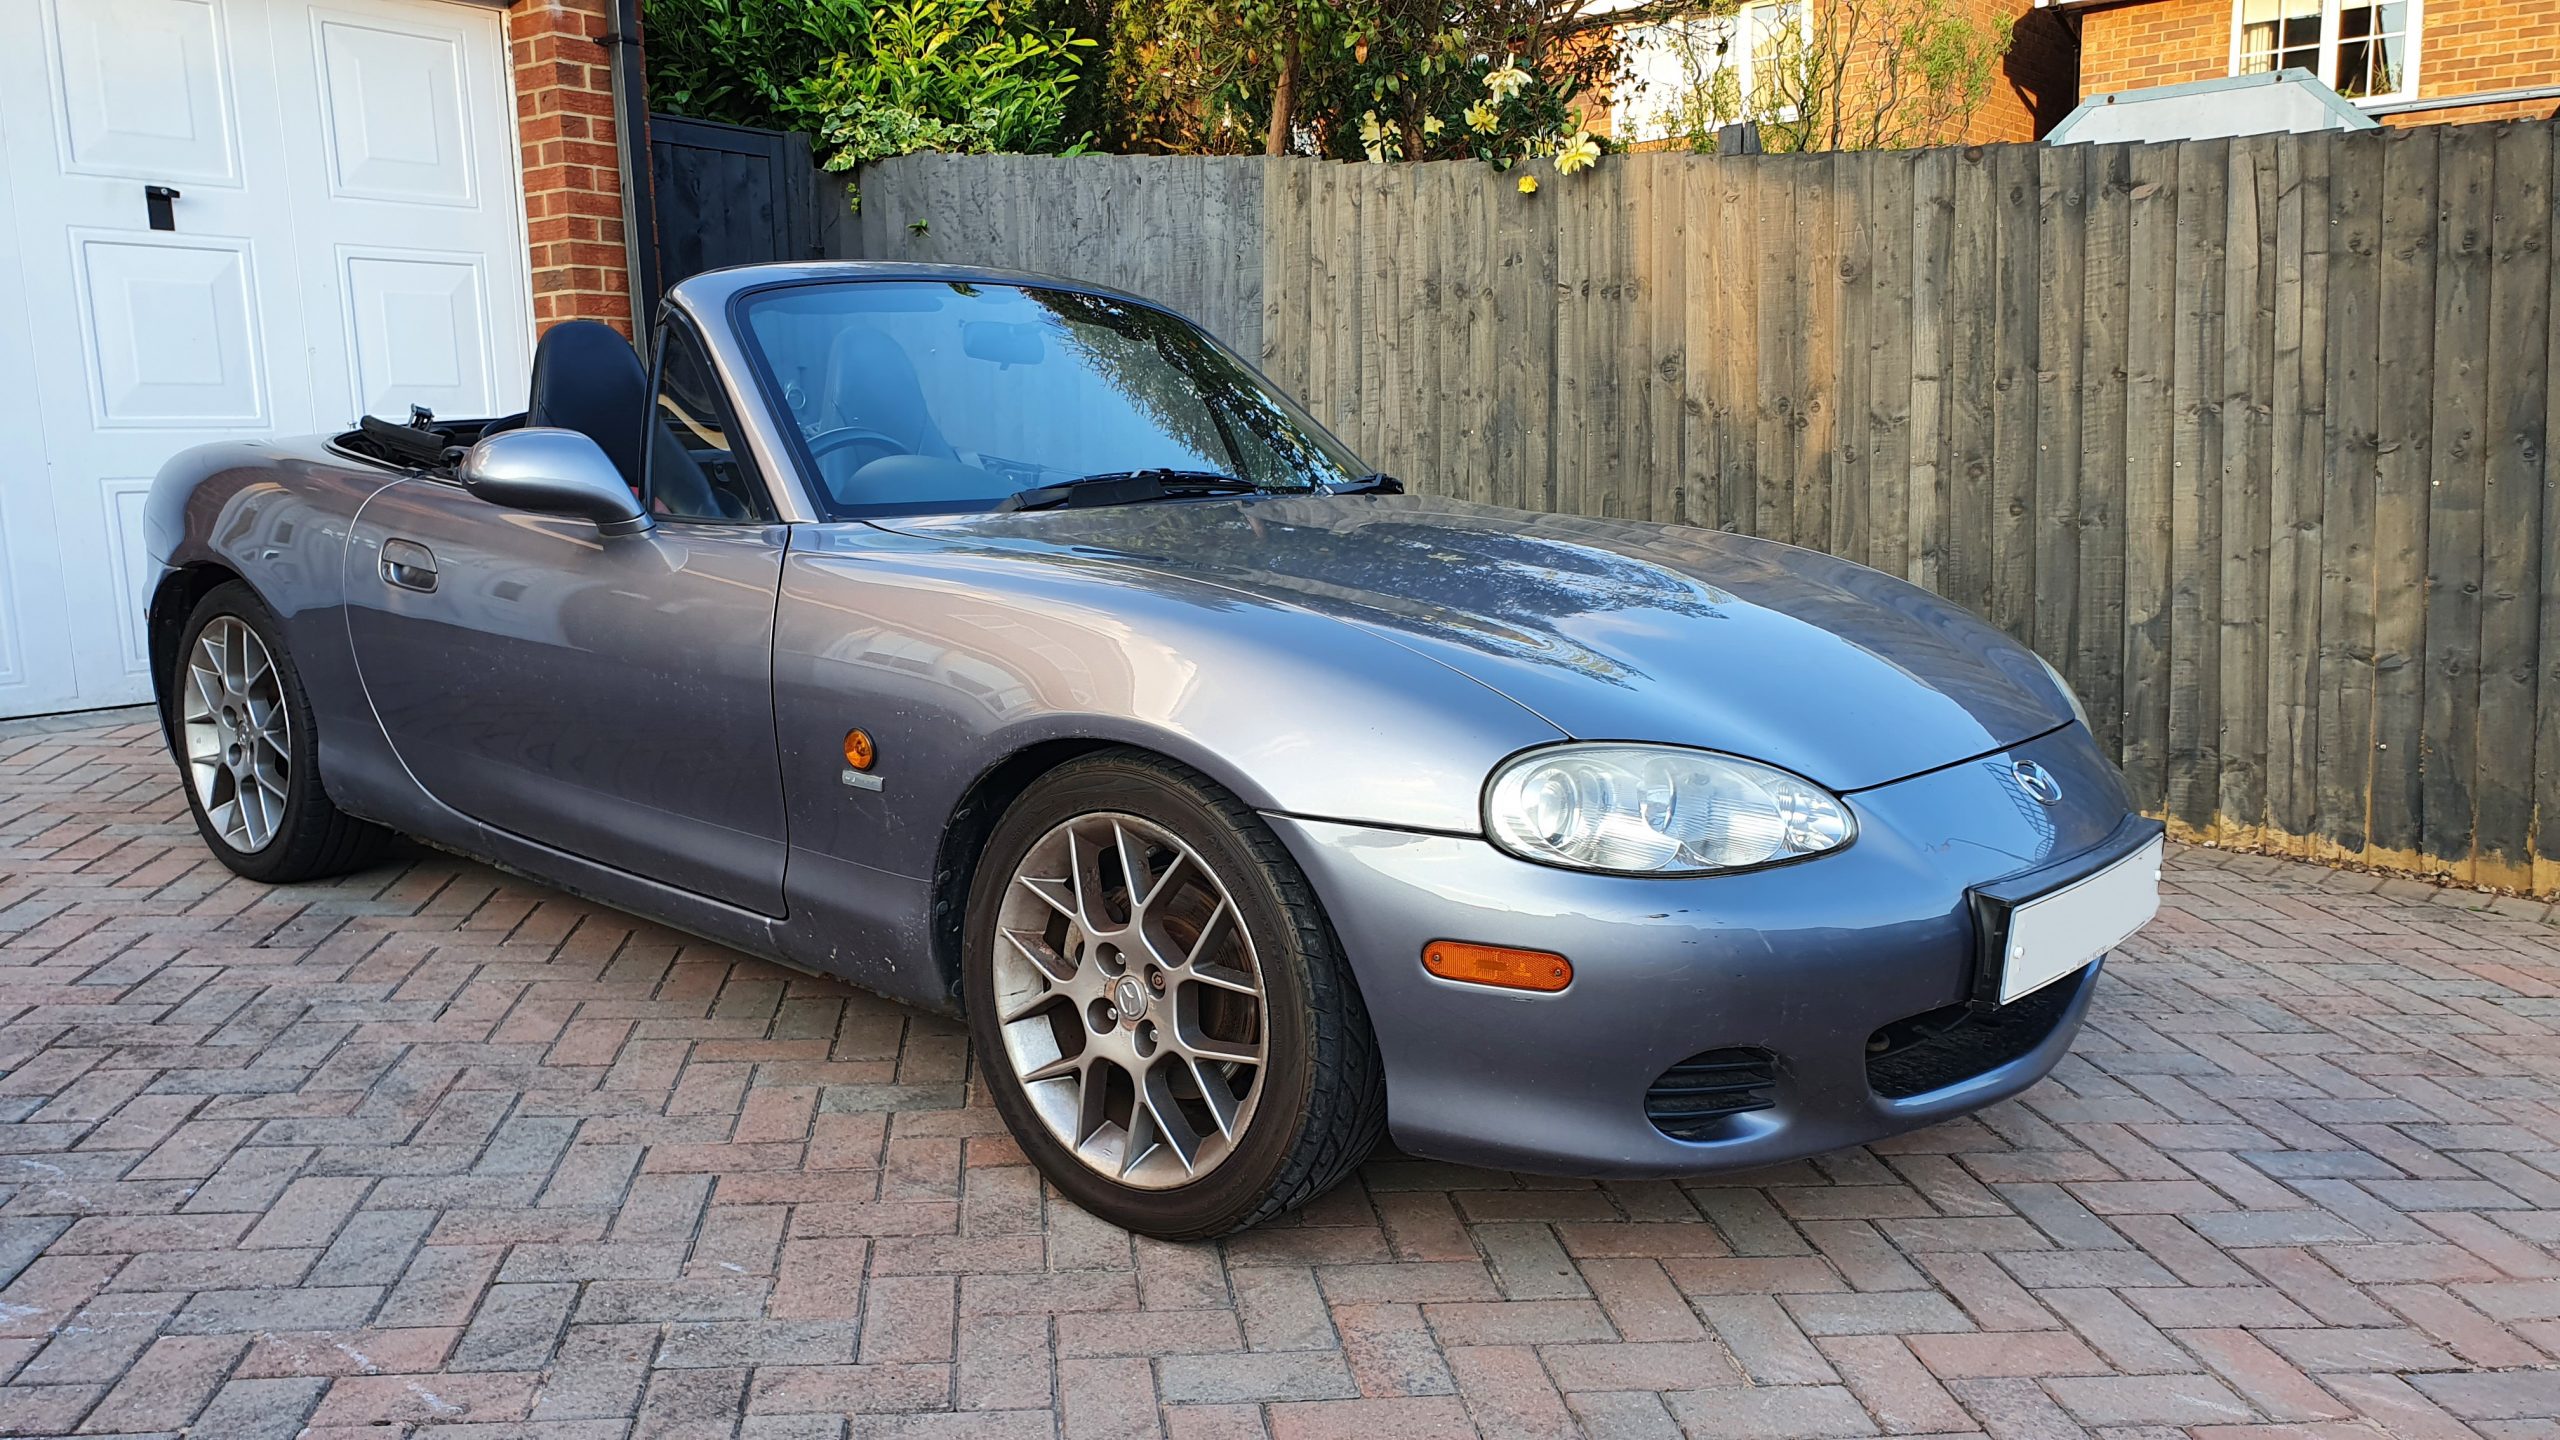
{"left": 2121, "top": 143, "right": 2180, "bottom": 815}
{"left": 1868, "top": 153, "right": 1916, "bottom": 581}
{"left": 1638, "top": 157, "right": 1688, "bottom": 525}
{"left": 2537, "top": 128, "right": 2560, "bottom": 893}
{"left": 2372, "top": 128, "right": 2442, "bottom": 866}
{"left": 2219, "top": 136, "right": 2279, "bottom": 838}
{"left": 1797, "top": 155, "right": 1840, "bottom": 552}
{"left": 1991, "top": 143, "right": 2042, "bottom": 647}
{"left": 2424, "top": 125, "right": 2497, "bottom": 879}
{"left": 1756, "top": 162, "right": 1803, "bottom": 540}
{"left": 1697, "top": 158, "right": 1756, "bottom": 532}
{"left": 2168, "top": 139, "right": 2229, "bottom": 837}
{"left": 1909, "top": 149, "right": 1954, "bottom": 593}
{"left": 1834, "top": 154, "right": 1874, "bottom": 564}
{"left": 2035, "top": 144, "right": 2087, "bottom": 682}
{"left": 2319, "top": 132, "right": 2385, "bottom": 858}
{"left": 2479, "top": 123, "right": 2553, "bottom": 890}
{"left": 2269, "top": 132, "right": 2333, "bottom": 842}
{"left": 1946, "top": 148, "right": 1998, "bottom": 617}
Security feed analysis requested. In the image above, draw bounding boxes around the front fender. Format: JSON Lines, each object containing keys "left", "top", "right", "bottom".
{"left": 772, "top": 522, "right": 1567, "bottom": 884}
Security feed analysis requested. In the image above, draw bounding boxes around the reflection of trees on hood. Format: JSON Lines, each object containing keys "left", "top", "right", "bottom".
{"left": 1005, "top": 496, "right": 1742, "bottom": 688}
{"left": 1027, "top": 291, "right": 1349, "bottom": 487}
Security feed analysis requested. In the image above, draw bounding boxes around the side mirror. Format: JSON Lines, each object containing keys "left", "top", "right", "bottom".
{"left": 457, "top": 428, "right": 652, "bottom": 535}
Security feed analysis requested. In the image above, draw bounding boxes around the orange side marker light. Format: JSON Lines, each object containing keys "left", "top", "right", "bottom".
{"left": 1422, "top": 940, "right": 1572, "bottom": 993}
{"left": 843, "top": 729, "right": 877, "bottom": 770}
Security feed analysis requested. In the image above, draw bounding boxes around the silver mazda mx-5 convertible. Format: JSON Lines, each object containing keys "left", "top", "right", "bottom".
{"left": 146, "top": 262, "right": 2161, "bottom": 1238}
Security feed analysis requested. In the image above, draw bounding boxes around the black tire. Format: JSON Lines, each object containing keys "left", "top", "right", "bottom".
{"left": 169, "top": 581, "right": 392, "bottom": 883}
{"left": 962, "top": 750, "right": 1385, "bottom": 1239}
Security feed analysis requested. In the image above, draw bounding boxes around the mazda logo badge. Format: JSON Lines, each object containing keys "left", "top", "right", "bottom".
{"left": 2012, "top": 760, "right": 2064, "bottom": 806}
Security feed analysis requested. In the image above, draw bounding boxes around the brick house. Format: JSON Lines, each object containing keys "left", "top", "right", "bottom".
{"left": 2046, "top": 0, "right": 2560, "bottom": 126}
{"left": 1607, "top": 0, "right": 2083, "bottom": 146}
{"left": 0, "top": 0, "right": 654, "bottom": 718}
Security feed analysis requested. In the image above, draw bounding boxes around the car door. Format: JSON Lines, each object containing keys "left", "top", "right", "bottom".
{"left": 343, "top": 322, "right": 791, "bottom": 914}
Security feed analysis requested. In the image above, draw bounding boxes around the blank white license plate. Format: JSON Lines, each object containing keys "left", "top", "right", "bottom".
{"left": 1996, "top": 836, "right": 2164, "bottom": 1004}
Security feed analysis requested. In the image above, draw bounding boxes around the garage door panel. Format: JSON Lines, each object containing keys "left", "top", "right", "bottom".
{"left": 315, "top": 10, "right": 476, "bottom": 207}
{"left": 45, "top": 0, "right": 243, "bottom": 187}
{"left": 73, "top": 231, "right": 268, "bottom": 429}
{"left": 3, "top": 0, "right": 534, "bottom": 717}
{"left": 0, "top": 488, "right": 29, "bottom": 692}
{"left": 99, "top": 479, "right": 157, "bottom": 676}
{"left": 342, "top": 246, "right": 496, "bottom": 420}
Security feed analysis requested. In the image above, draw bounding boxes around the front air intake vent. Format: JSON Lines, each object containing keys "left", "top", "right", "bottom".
{"left": 1645, "top": 1047, "right": 1778, "bottom": 1141}
{"left": 1866, "top": 966, "right": 2084, "bottom": 1099}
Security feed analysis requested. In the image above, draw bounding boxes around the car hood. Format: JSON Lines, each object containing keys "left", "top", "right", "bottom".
{"left": 877, "top": 494, "right": 2071, "bottom": 792}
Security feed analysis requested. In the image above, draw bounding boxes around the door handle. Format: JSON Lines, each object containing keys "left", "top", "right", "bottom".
{"left": 145, "top": 185, "right": 181, "bottom": 231}
{"left": 381, "top": 538, "right": 438, "bottom": 592}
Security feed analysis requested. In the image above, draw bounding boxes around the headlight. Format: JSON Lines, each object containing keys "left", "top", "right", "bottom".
{"left": 1484, "top": 744, "right": 1854, "bottom": 876}
{"left": 2036, "top": 653, "right": 2092, "bottom": 731}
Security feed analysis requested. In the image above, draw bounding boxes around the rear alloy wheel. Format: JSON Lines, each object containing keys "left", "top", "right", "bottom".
{"left": 181, "top": 616, "right": 291, "bottom": 854}
{"left": 170, "top": 582, "right": 391, "bottom": 882}
{"left": 964, "top": 752, "right": 1383, "bottom": 1238}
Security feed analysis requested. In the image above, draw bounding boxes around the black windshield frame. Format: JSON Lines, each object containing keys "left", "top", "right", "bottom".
{"left": 725, "top": 277, "right": 1368, "bottom": 521}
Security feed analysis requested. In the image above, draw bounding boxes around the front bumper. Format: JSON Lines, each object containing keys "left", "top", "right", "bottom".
{"left": 1269, "top": 725, "right": 2150, "bottom": 1177}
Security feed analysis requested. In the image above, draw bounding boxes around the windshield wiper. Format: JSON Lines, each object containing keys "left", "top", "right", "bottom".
{"left": 1330, "top": 473, "right": 1405, "bottom": 495}
{"left": 1003, "top": 469, "right": 1263, "bottom": 512}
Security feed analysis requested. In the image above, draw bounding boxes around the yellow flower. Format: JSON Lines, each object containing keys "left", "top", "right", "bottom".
{"left": 1358, "top": 111, "right": 1398, "bottom": 164}
{"left": 1517, "top": 173, "right": 1540, "bottom": 195}
{"left": 1464, "top": 101, "right": 1499, "bottom": 134}
{"left": 1554, "top": 130, "right": 1600, "bottom": 176}
{"left": 1422, "top": 114, "right": 1445, "bottom": 138}
{"left": 1484, "top": 60, "right": 1530, "bottom": 102}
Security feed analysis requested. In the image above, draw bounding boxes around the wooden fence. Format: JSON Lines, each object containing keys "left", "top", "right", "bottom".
{"left": 850, "top": 128, "right": 2560, "bottom": 894}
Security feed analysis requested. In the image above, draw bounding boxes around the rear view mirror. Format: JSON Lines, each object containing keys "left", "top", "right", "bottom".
{"left": 962, "top": 320, "right": 1045, "bottom": 368}
{"left": 457, "top": 428, "right": 653, "bottom": 535}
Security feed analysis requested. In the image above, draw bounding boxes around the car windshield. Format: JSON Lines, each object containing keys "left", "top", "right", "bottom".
{"left": 738, "top": 279, "right": 1367, "bottom": 517}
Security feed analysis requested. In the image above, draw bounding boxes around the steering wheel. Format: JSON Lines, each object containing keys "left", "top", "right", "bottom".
{"left": 805, "top": 426, "right": 907, "bottom": 469}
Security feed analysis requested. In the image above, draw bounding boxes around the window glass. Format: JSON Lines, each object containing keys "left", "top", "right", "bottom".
{"left": 2239, "top": 0, "right": 2323, "bottom": 75}
{"left": 740, "top": 281, "right": 1365, "bottom": 518}
{"left": 2235, "top": 0, "right": 2412, "bottom": 101}
{"left": 1611, "top": 0, "right": 1805, "bottom": 141}
{"left": 2333, "top": 1, "right": 2410, "bottom": 98}
{"left": 648, "top": 323, "right": 773, "bottom": 522}
{"left": 1745, "top": 1, "right": 1806, "bottom": 117}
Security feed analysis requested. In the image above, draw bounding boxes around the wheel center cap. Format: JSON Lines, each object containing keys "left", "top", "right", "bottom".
{"left": 1112, "top": 974, "right": 1149, "bottom": 1023}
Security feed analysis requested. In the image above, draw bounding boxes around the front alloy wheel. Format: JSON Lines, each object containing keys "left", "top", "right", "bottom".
{"left": 992, "top": 812, "right": 1268, "bottom": 1188}
{"left": 964, "top": 752, "right": 1383, "bottom": 1238}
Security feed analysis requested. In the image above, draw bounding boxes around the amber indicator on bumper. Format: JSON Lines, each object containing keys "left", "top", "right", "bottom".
{"left": 1422, "top": 940, "right": 1573, "bottom": 992}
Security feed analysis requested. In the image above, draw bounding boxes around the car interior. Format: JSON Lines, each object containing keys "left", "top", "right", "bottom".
{"left": 336, "top": 319, "right": 769, "bottom": 523}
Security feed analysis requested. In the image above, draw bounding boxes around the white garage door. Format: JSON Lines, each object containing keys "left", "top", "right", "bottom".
{"left": 0, "top": 0, "right": 533, "bottom": 718}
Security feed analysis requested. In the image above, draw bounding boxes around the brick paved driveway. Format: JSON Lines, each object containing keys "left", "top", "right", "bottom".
{"left": 5, "top": 710, "right": 2560, "bottom": 1439}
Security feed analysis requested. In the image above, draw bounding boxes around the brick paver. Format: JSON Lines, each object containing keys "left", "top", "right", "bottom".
{"left": 6, "top": 709, "right": 2560, "bottom": 1438}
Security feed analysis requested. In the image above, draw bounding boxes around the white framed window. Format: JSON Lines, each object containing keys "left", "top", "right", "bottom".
{"left": 1613, "top": 0, "right": 1813, "bottom": 143}
{"left": 2231, "top": 0, "right": 2421, "bottom": 105}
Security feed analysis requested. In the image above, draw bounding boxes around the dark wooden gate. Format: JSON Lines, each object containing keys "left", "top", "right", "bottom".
{"left": 646, "top": 115, "right": 831, "bottom": 291}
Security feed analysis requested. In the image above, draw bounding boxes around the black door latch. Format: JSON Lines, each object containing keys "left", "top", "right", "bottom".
{"left": 145, "top": 185, "right": 181, "bottom": 231}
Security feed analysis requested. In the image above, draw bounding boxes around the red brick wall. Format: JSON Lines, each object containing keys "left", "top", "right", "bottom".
{"left": 1862, "top": 0, "right": 2082, "bottom": 144}
{"left": 2404, "top": 0, "right": 2560, "bottom": 123}
{"left": 2080, "top": 0, "right": 2560, "bottom": 126}
{"left": 2078, "top": 0, "right": 2231, "bottom": 93}
{"left": 508, "top": 0, "right": 639, "bottom": 337}
{"left": 1981, "top": 3, "right": 2084, "bottom": 140}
